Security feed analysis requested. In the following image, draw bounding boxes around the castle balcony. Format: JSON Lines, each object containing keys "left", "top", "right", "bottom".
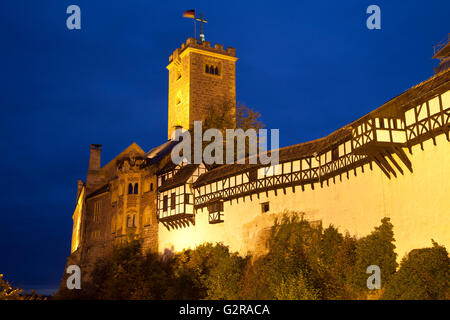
{"left": 158, "top": 213, "right": 194, "bottom": 230}
{"left": 351, "top": 117, "right": 413, "bottom": 178}
{"left": 352, "top": 117, "right": 407, "bottom": 152}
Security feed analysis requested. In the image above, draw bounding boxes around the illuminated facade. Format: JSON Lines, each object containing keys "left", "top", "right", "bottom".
{"left": 66, "top": 37, "right": 450, "bottom": 278}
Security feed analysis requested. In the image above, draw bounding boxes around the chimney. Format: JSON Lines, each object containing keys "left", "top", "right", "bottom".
{"left": 86, "top": 144, "right": 103, "bottom": 192}
{"left": 88, "top": 144, "right": 102, "bottom": 172}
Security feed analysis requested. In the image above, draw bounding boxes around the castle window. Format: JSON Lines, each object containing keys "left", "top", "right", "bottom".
{"left": 332, "top": 147, "right": 339, "bottom": 161}
{"left": 163, "top": 195, "right": 168, "bottom": 212}
{"left": 170, "top": 192, "right": 176, "bottom": 210}
{"left": 128, "top": 183, "right": 133, "bottom": 194}
{"left": 127, "top": 214, "right": 136, "bottom": 227}
{"left": 205, "top": 64, "right": 220, "bottom": 76}
{"left": 261, "top": 202, "right": 270, "bottom": 213}
{"left": 134, "top": 183, "right": 139, "bottom": 194}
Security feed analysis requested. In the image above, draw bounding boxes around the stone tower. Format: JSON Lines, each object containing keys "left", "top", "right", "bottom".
{"left": 166, "top": 38, "right": 238, "bottom": 139}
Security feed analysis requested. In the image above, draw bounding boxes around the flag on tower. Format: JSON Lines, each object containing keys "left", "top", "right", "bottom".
{"left": 183, "top": 9, "right": 195, "bottom": 19}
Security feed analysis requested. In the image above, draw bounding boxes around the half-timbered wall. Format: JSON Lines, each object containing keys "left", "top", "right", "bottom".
{"left": 158, "top": 88, "right": 450, "bottom": 261}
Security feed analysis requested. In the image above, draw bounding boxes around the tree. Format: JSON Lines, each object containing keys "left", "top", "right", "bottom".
{"left": 0, "top": 274, "right": 41, "bottom": 300}
{"left": 383, "top": 240, "right": 450, "bottom": 300}
{"left": 172, "top": 243, "right": 247, "bottom": 300}
{"left": 0, "top": 274, "right": 23, "bottom": 300}
{"left": 200, "top": 102, "right": 265, "bottom": 164}
{"left": 203, "top": 101, "right": 265, "bottom": 132}
{"left": 351, "top": 217, "right": 397, "bottom": 296}
{"left": 236, "top": 103, "right": 264, "bottom": 131}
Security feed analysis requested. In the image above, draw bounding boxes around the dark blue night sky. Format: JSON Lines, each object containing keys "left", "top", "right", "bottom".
{"left": 0, "top": 0, "right": 448, "bottom": 294}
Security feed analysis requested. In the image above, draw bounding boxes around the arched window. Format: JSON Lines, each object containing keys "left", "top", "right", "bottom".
{"left": 134, "top": 183, "right": 139, "bottom": 194}
{"left": 205, "top": 65, "right": 210, "bottom": 73}
{"left": 150, "top": 183, "right": 153, "bottom": 191}
{"left": 128, "top": 183, "right": 133, "bottom": 194}
{"left": 215, "top": 66, "right": 219, "bottom": 75}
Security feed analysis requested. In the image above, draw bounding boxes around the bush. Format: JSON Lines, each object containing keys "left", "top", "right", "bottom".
{"left": 383, "top": 240, "right": 450, "bottom": 300}
{"left": 55, "top": 213, "right": 447, "bottom": 300}
{"left": 351, "top": 217, "right": 397, "bottom": 296}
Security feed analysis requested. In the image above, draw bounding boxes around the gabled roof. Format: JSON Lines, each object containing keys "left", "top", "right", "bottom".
{"left": 146, "top": 140, "right": 180, "bottom": 165}
{"left": 99, "top": 142, "right": 146, "bottom": 174}
{"left": 86, "top": 183, "right": 110, "bottom": 199}
{"left": 159, "top": 164, "right": 199, "bottom": 192}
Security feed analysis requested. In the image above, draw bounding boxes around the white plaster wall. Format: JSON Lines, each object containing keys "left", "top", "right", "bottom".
{"left": 159, "top": 133, "right": 450, "bottom": 261}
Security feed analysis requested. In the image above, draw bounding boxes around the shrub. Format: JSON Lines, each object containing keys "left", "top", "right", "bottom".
{"left": 383, "top": 240, "right": 450, "bottom": 300}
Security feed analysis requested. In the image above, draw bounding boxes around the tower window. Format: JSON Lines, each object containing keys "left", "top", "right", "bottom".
{"left": 205, "top": 64, "right": 220, "bottom": 76}
{"left": 134, "top": 183, "right": 139, "bottom": 194}
{"left": 128, "top": 183, "right": 133, "bottom": 194}
{"left": 150, "top": 183, "right": 153, "bottom": 191}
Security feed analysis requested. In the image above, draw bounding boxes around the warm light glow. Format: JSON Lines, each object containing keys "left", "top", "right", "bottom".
{"left": 71, "top": 187, "right": 85, "bottom": 253}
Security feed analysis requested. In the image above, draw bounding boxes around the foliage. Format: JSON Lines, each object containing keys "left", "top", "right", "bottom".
{"left": 203, "top": 101, "right": 236, "bottom": 131}
{"left": 350, "top": 217, "right": 397, "bottom": 296}
{"left": 235, "top": 103, "right": 264, "bottom": 131}
{"left": 0, "top": 274, "right": 23, "bottom": 300}
{"left": 56, "top": 214, "right": 448, "bottom": 300}
{"left": 172, "top": 243, "right": 247, "bottom": 299}
{"left": 0, "top": 274, "right": 42, "bottom": 300}
{"left": 203, "top": 101, "right": 265, "bottom": 132}
{"left": 382, "top": 240, "right": 450, "bottom": 300}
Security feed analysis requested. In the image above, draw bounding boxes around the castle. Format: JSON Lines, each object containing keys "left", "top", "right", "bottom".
{"left": 66, "top": 35, "right": 450, "bottom": 279}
